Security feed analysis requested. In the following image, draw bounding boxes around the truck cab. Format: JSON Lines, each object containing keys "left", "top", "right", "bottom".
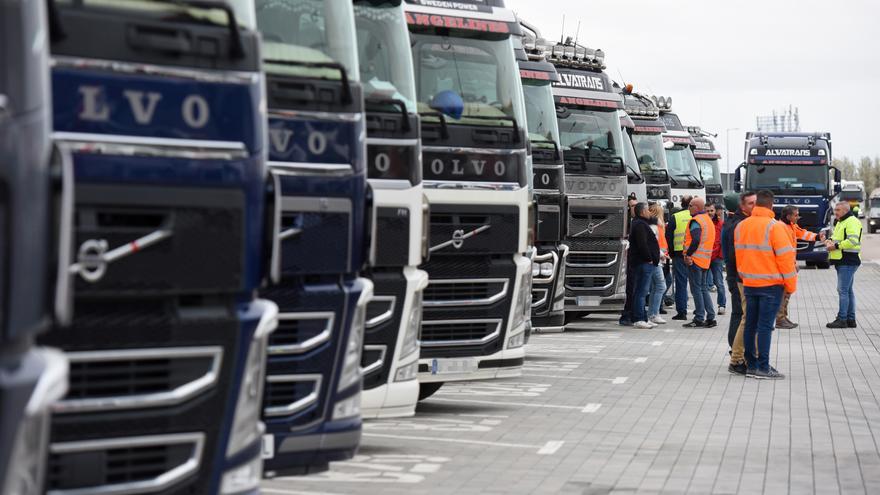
{"left": 548, "top": 41, "right": 629, "bottom": 319}
{"left": 255, "top": 0, "right": 373, "bottom": 475}
{"left": 656, "top": 98, "right": 706, "bottom": 204}
{"left": 407, "top": 0, "right": 531, "bottom": 398}
{"left": 40, "top": 1, "right": 278, "bottom": 493}
{"left": 518, "top": 21, "right": 567, "bottom": 332}
{"left": 624, "top": 91, "right": 671, "bottom": 208}
{"left": 869, "top": 188, "right": 880, "bottom": 233}
{"left": 688, "top": 126, "right": 724, "bottom": 207}
{"left": 0, "top": 1, "right": 71, "bottom": 492}
{"left": 737, "top": 132, "right": 838, "bottom": 268}
{"left": 353, "top": 0, "right": 429, "bottom": 419}
{"left": 839, "top": 180, "right": 865, "bottom": 218}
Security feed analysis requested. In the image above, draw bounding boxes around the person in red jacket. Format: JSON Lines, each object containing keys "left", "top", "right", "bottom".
{"left": 706, "top": 204, "right": 727, "bottom": 314}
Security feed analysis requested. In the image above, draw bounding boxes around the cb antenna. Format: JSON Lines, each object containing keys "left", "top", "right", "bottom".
{"left": 560, "top": 15, "right": 565, "bottom": 44}
{"left": 573, "top": 19, "right": 581, "bottom": 48}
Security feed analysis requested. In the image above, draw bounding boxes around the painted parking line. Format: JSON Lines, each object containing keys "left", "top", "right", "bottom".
{"left": 364, "top": 432, "right": 565, "bottom": 455}
{"left": 426, "top": 397, "right": 603, "bottom": 413}
{"left": 263, "top": 488, "right": 344, "bottom": 495}
{"left": 524, "top": 373, "right": 629, "bottom": 384}
{"left": 267, "top": 455, "right": 451, "bottom": 485}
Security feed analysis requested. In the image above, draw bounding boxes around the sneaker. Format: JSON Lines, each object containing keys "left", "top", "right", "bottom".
{"left": 663, "top": 297, "right": 674, "bottom": 307}
{"left": 717, "top": 306, "right": 726, "bottom": 315}
{"left": 745, "top": 365, "right": 759, "bottom": 377}
{"left": 751, "top": 368, "right": 785, "bottom": 380}
{"left": 826, "top": 318, "right": 848, "bottom": 329}
{"left": 671, "top": 313, "right": 688, "bottom": 321}
{"left": 659, "top": 308, "right": 668, "bottom": 315}
{"left": 709, "top": 286, "right": 717, "bottom": 293}
{"left": 784, "top": 318, "right": 799, "bottom": 329}
{"left": 704, "top": 319, "right": 718, "bottom": 328}
{"left": 728, "top": 362, "right": 747, "bottom": 375}
{"left": 775, "top": 319, "right": 797, "bottom": 330}
{"left": 847, "top": 319, "right": 857, "bottom": 328}
{"left": 650, "top": 315, "right": 667, "bottom": 324}
{"left": 647, "top": 320, "right": 658, "bottom": 328}
{"left": 683, "top": 320, "right": 706, "bottom": 328}
{"left": 633, "top": 321, "right": 653, "bottom": 329}
{"left": 619, "top": 319, "right": 633, "bottom": 327}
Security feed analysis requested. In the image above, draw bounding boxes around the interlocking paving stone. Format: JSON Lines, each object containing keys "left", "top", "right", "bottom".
{"left": 261, "top": 263, "right": 880, "bottom": 494}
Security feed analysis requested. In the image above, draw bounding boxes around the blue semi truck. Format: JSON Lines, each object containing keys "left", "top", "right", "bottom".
{"left": 737, "top": 132, "right": 839, "bottom": 268}
{"left": 256, "top": 0, "right": 373, "bottom": 475}
{"left": 39, "top": 1, "right": 279, "bottom": 493}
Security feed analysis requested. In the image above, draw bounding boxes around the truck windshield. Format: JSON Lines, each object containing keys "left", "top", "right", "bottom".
{"left": 632, "top": 133, "right": 668, "bottom": 176}
{"left": 59, "top": 0, "right": 256, "bottom": 28}
{"left": 871, "top": 198, "right": 880, "bottom": 208}
{"left": 665, "top": 144, "right": 701, "bottom": 186}
{"left": 558, "top": 107, "right": 624, "bottom": 166}
{"left": 412, "top": 34, "right": 525, "bottom": 127}
{"left": 523, "top": 81, "right": 561, "bottom": 148}
{"left": 696, "top": 159, "right": 721, "bottom": 185}
{"left": 840, "top": 190, "right": 864, "bottom": 201}
{"left": 746, "top": 164, "right": 828, "bottom": 194}
{"left": 621, "top": 130, "right": 640, "bottom": 180}
{"left": 354, "top": 2, "right": 416, "bottom": 112}
{"left": 256, "top": 0, "right": 359, "bottom": 81}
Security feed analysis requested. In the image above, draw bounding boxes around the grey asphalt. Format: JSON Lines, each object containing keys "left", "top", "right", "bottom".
{"left": 262, "top": 262, "right": 880, "bottom": 495}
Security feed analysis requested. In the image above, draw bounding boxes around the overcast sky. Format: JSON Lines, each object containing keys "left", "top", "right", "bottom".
{"left": 506, "top": 0, "right": 880, "bottom": 173}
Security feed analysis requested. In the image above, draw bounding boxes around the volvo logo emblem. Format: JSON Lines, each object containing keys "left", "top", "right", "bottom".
{"left": 430, "top": 225, "right": 491, "bottom": 253}
{"left": 574, "top": 218, "right": 609, "bottom": 237}
{"left": 69, "top": 229, "right": 172, "bottom": 283}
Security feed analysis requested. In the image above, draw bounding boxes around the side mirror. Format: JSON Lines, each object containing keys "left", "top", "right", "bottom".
{"left": 733, "top": 162, "right": 745, "bottom": 192}
{"left": 831, "top": 166, "right": 842, "bottom": 194}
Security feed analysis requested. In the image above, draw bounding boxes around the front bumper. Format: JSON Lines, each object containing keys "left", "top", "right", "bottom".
{"left": 417, "top": 340, "right": 525, "bottom": 384}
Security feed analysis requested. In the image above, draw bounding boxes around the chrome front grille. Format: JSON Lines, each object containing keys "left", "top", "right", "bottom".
{"left": 567, "top": 251, "right": 618, "bottom": 268}
{"left": 55, "top": 347, "right": 222, "bottom": 414}
{"left": 423, "top": 278, "right": 509, "bottom": 307}
{"left": 365, "top": 296, "right": 396, "bottom": 329}
{"left": 360, "top": 345, "right": 388, "bottom": 376}
{"left": 47, "top": 433, "right": 204, "bottom": 495}
{"left": 268, "top": 312, "right": 334, "bottom": 355}
{"left": 565, "top": 275, "right": 615, "bottom": 291}
{"left": 419, "top": 319, "right": 502, "bottom": 347}
{"left": 263, "top": 374, "right": 322, "bottom": 418}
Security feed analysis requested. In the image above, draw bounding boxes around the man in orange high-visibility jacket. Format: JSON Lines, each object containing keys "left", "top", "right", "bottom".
{"left": 734, "top": 190, "right": 797, "bottom": 380}
{"left": 775, "top": 205, "right": 826, "bottom": 330}
{"left": 682, "top": 197, "right": 717, "bottom": 328}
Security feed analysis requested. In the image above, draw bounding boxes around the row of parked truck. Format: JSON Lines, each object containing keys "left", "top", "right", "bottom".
{"left": 1, "top": 0, "right": 847, "bottom": 493}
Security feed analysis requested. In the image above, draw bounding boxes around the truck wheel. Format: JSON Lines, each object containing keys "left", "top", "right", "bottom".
{"left": 816, "top": 262, "right": 831, "bottom": 270}
{"left": 805, "top": 261, "right": 816, "bottom": 269}
{"left": 418, "top": 383, "right": 444, "bottom": 401}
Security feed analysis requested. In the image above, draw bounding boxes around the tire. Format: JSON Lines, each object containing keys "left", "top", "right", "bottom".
{"left": 418, "top": 382, "right": 444, "bottom": 401}
{"left": 816, "top": 262, "right": 831, "bottom": 270}
{"left": 805, "top": 261, "right": 816, "bottom": 269}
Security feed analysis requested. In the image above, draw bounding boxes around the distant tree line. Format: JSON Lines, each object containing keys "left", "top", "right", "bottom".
{"left": 832, "top": 157, "right": 880, "bottom": 194}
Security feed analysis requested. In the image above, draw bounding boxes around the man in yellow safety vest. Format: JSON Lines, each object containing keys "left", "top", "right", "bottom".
{"left": 825, "top": 202, "right": 862, "bottom": 328}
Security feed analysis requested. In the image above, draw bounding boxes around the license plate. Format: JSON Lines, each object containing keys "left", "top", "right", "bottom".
{"left": 261, "top": 434, "right": 275, "bottom": 459}
{"left": 576, "top": 296, "right": 600, "bottom": 307}
{"left": 430, "top": 358, "right": 477, "bottom": 375}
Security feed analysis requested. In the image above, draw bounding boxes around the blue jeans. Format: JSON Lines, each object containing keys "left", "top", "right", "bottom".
{"left": 648, "top": 265, "right": 667, "bottom": 318}
{"left": 835, "top": 265, "right": 859, "bottom": 320}
{"left": 687, "top": 264, "right": 716, "bottom": 322}
{"left": 632, "top": 263, "right": 655, "bottom": 323}
{"left": 709, "top": 259, "right": 727, "bottom": 308}
{"left": 744, "top": 285, "right": 784, "bottom": 371}
{"left": 672, "top": 257, "right": 689, "bottom": 314}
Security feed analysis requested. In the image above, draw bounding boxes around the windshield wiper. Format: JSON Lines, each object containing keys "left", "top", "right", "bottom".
{"left": 668, "top": 175, "right": 680, "bottom": 186}
{"left": 627, "top": 164, "right": 643, "bottom": 181}
{"left": 460, "top": 115, "right": 521, "bottom": 143}
{"left": 264, "top": 59, "right": 352, "bottom": 104}
{"left": 677, "top": 174, "right": 704, "bottom": 187}
{"left": 366, "top": 98, "right": 411, "bottom": 132}
{"left": 531, "top": 137, "right": 562, "bottom": 162}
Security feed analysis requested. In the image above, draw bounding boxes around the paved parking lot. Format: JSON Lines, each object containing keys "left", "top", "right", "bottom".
{"left": 262, "top": 263, "right": 880, "bottom": 495}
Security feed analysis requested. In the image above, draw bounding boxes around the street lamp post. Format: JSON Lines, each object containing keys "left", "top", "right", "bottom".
{"left": 725, "top": 127, "right": 740, "bottom": 175}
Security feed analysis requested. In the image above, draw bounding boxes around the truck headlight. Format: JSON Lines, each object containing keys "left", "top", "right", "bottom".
{"left": 871, "top": 220, "right": 876, "bottom": 225}
{"left": 510, "top": 271, "right": 532, "bottom": 335}
{"left": 220, "top": 442, "right": 263, "bottom": 494}
{"left": 398, "top": 289, "right": 422, "bottom": 360}
{"left": 338, "top": 281, "right": 373, "bottom": 392}
{"left": 394, "top": 361, "right": 419, "bottom": 382}
{"left": 332, "top": 393, "right": 361, "bottom": 420}
{"left": 531, "top": 262, "right": 541, "bottom": 277}
{"left": 227, "top": 301, "right": 277, "bottom": 458}
{"left": 539, "top": 262, "right": 554, "bottom": 277}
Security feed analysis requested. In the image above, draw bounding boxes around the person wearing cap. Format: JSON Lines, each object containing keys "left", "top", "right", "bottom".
{"left": 666, "top": 196, "right": 693, "bottom": 320}
{"left": 776, "top": 205, "right": 826, "bottom": 330}
{"left": 825, "top": 202, "right": 862, "bottom": 328}
{"left": 734, "top": 190, "right": 797, "bottom": 379}
{"left": 723, "top": 191, "right": 756, "bottom": 375}
{"left": 682, "top": 197, "right": 717, "bottom": 328}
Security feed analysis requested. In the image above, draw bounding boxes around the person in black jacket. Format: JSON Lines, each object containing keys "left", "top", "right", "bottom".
{"left": 721, "top": 191, "right": 755, "bottom": 375}
{"left": 629, "top": 203, "right": 661, "bottom": 328}
{"left": 619, "top": 194, "right": 642, "bottom": 326}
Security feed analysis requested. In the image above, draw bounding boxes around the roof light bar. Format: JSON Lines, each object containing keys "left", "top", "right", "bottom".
{"left": 546, "top": 41, "right": 607, "bottom": 69}
{"left": 650, "top": 95, "right": 673, "bottom": 111}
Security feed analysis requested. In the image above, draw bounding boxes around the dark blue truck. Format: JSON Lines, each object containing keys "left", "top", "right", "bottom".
{"left": 255, "top": 0, "right": 373, "bottom": 476}
{"left": 737, "top": 132, "right": 839, "bottom": 268}
{"left": 38, "top": 1, "right": 279, "bottom": 493}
